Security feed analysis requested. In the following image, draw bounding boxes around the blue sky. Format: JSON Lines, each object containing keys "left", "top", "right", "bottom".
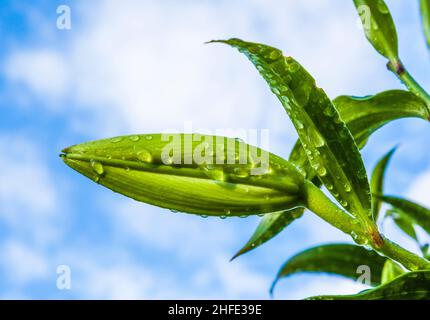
{"left": 0, "top": 0, "right": 429, "bottom": 299}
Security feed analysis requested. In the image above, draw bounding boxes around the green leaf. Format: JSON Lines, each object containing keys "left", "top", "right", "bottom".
{"left": 271, "top": 244, "right": 386, "bottom": 294}
{"left": 211, "top": 38, "right": 373, "bottom": 227}
{"left": 421, "top": 0, "right": 430, "bottom": 49}
{"left": 386, "top": 208, "right": 418, "bottom": 242}
{"left": 353, "top": 0, "right": 399, "bottom": 61}
{"left": 334, "top": 90, "right": 429, "bottom": 147}
{"left": 377, "top": 195, "right": 430, "bottom": 236}
{"left": 233, "top": 152, "right": 323, "bottom": 260}
{"left": 61, "top": 134, "right": 305, "bottom": 217}
{"left": 308, "top": 270, "right": 430, "bottom": 300}
{"left": 289, "top": 90, "right": 429, "bottom": 179}
{"left": 371, "top": 147, "right": 397, "bottom": 221}
{"left": 231, "top": 208, "right": 304, "bottom": 260}
{"left": 421, "top": 244, "right": 430, "bottom": 260}
{"left": 381, "top": 260, "right": 405, "bottom": 284}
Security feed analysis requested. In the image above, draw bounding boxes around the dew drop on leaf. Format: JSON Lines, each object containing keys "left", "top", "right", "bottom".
{"left": 129, "top": 135, "right": 140, "bottom": 142}
{"left": 376, "top": 0, "right": 389, "bottom": 14}
{"left": 344, "top": 183, "right": 352, "bottom": 192}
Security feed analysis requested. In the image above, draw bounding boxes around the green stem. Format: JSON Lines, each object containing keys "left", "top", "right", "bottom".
{"left": 387, "top": 59, "right": 430, "bottom": 115}
{"left": 302, "top": 180, "right": 430, "bottom": 271}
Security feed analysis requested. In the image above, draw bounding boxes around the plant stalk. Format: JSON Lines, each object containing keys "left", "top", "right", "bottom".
{"left": 302, "top": 180, "right": 430, "bottom": 271}
{"left": 387, "top": 59, "right": 430, "bottom": 116}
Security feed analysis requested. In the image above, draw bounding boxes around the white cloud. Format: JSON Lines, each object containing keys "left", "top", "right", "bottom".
{"left": 276, "top": 274, "right": 369, "bottom": 300}
{"left": 0, "top": 136, "right": 57, "bottom": 227}
{"left": 3, "top": 50, "right": 69, "bottom": 107}
{"left": 2, "top": 0, "right": 394, "bottom": 138}
{"left": 1, "top": 241, "right": 49, "bottom": 284}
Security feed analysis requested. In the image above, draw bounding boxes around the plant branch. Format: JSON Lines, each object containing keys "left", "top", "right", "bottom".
{"left": 387, "top": 59, "right": 430, "bottom": 116}
{"left": 302, "top": 180, "right": 430, "bottom": 271}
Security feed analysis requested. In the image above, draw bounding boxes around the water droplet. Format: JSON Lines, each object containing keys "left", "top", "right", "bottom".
{"left": 202, "top": 165, "right": 224, "bottom": 181}
{"left": 268, "top": 50, "right": 282, "bottom": 60}
{"left": 145, "top": 135, "right": 153, "bottom": 141}
{"left": 323, "top": 107, "right": 335, "bottom": 117}
{"left": 111, "top": 137, "right": 122, "bottom": 143}
{"left": 271, "top": 87, "right": 281, "bottom": 95}
{"left": 224, "top": 209, "right": 231, "bottom": 215}
{"left": 351, "top": 232, "right": 368, "bottom": 245}
{"left": 344, "top": 183, "right": 351, "bottom": 192}
{"left": 326, "top": 183, "right": 334, "bottom": 190}
{"left": 287, "top": 61, "right": 299, "bottom": 73}
{"left": 233, "top": 167, "right": 248, "bottom": 178}
{"left": 90, "top": 160, "right": 104, "bottom": 175}
{"left": 220, "top": 215, "right": 227, "bottom": 219}
{"left": 315, "top": 165, "right": 327, "bottom": 176}
{"left": 340, "top": 200, "right": 348, "bottom": 207}
{"left": 129, "top": 135, "right": 140, "bottom": 141}
{"left": 170, "top": 209, "right": 178, "bottom": 213}
{"left": 201, "top": 215, "right": 208, "bottom": 218}
{"left": 376, "top": 0, "right": 389, "bottom": 14}
{"left": 296, "top": 121, "right": 304, "bottom": 129}
{"left": 137, "top": 148, "right": 152, "bottom": 163}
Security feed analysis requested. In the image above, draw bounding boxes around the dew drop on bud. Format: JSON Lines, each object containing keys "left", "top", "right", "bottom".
{"left": 137, "top": 149, "right": 153, "bottom": 163}
{"left": 90, "top": 160, "right": 104, "bottom": 175}
{"left": 129, "top": 135, "right": 140, "bottom": 142}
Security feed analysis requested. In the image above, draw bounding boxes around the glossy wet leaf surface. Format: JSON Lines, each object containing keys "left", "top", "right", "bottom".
{"left": 386, "top": 208, "right": 418, "bottom": 242}
{"left": 377, "top": 195, "right": 430, "bottom": 236}
{"left": 61, "top": 134, "right": 305, "bottom": 217}
{"left": 308, "top": 270, "right": 430, "bottom": 300}
{"left": 381, "top": 260, "right": 405, "bottom": 284}
{"left": 212, "top": 38, "right": 372, "bottom": 226}
{"left": 353, "top": 0, "right": 398, "bottom": 60}
{"left": 421, "top": 0, "right": 430, "bottom": 49}
{"left": 271, "top": 243, "right": 386, "bottom": 293}
{"left": 290, "top": 90, "right": 428, "bottom": 181}
{"left": 371, "top": 147, "right": 397, "bottom": 221}
{"left": 231, "top": 208, "right": 304, "bottom": 260}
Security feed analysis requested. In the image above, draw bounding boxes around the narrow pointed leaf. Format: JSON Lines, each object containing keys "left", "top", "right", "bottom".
{"left": 371, "top": 147, "right": 397, "bottom": 221}
{"left": 377, "top": 195, "right": 430, "bottom": 236}
{"left": 271, "top": 244, "right": 386, "bottom": 294}
{"left": 233, "top": 152, "right": 323, "bottom": 260}
{"left": 386, "top": 208, "right": 418, "bottom": 242}
{"left": 212, "top": 38, "right": 372, "bottom": 225}
{"left": 381, "top": 260, "right": 405, "bottom": 284}
{"left": 61, "top": 134, "right": 305, "bottom": 217}
{"left": 421, "top": 0, "right": 430, "bottom": 49}
{"left": 231, "top": 208, "right": 303, "bottom": 260}
{"left": 353, "top": 0, "right": 398, "bottom": 60}
{"left": 334, "top": 90, "right": 429, "bottom": 147}
{"left": 308, "top": 270, "right": 430, "bottom": 300}
{"left": 289, "top": 90, "right": 429, "bottom": 180}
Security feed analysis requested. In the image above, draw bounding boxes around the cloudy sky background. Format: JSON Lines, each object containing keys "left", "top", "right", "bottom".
{"left": 0, "top": 0, "right": 429, "bottom": 299}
